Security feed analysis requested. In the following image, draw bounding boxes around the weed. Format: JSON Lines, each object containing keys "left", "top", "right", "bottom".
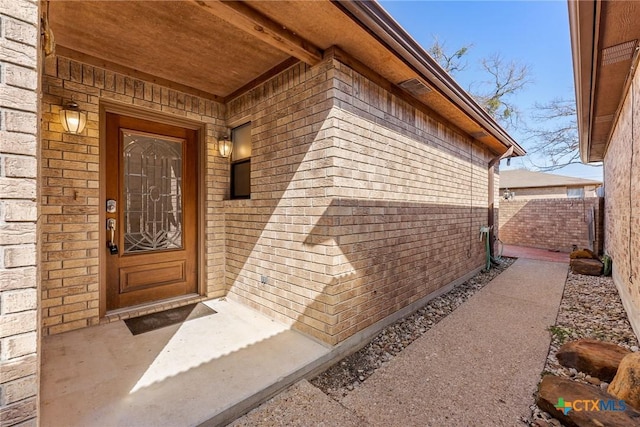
{"left": 548, "top": 325, "right": 572, "bottom": 344}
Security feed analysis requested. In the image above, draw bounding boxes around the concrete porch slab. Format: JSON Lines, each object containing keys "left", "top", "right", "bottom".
{"left": 40, "top": 299, "right": 330, "bottom": 427}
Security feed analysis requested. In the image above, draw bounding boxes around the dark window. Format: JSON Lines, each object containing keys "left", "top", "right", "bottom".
{"left": 230, "top": 123, "right": 251, "bottom": 199}
{"left": 231, "top": 159, "right": 251, "bottom": 199}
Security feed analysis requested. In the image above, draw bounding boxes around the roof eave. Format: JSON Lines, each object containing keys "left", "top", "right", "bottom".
{"left": 336, "top": 0, "right": 525, "bottom": 157}
{"left": 568, "top": 0, "right": 599, "bottom": 164}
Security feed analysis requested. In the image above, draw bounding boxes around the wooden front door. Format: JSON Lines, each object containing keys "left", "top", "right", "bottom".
{"left": 105, "top": 113, "right": 198, "bottom": 311}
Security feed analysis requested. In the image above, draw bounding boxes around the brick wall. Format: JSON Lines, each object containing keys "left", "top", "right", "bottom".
{"left": 498, "top": 197, "right": 604, "bottom": 253}
{"left": 40, "top": 55, "right": 228, "bottom": 336}
{"left": 224, "top": 52, "right": 492, "bottom": 344}
{"left": 505, "top": 186, "right": 567, "bottom": 199}
{"left": 224, "top": 58, "right": 337, "bottom": 340}
{"left": 604, "top": 63, "right": 640, "bottom": 338}
{"left": 39, "top": 48, "right": 501, "bottom": 345}
{"left": 0, "top": 0, "right": 40, "bottom": 425}
{"left": 323, "top": 58, "right": 490, "bottom": 343}
{"left": 502, "top": 185, "right": 598, "bottom": 200}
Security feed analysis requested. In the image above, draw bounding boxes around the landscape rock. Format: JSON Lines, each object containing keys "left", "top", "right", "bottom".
{"left": 570, "top": 258, "right": 603, "bottom": 276}
{"left": 570, "top": 249, "right": 599, "bottom": 260}
{"left": 608, "top": 352, "right": 640, "bottom": 410}
{"left": 557, "top": 339, "right": 630, "bottom": 382}
{"left": 528, "top": 271, "right": 639, "bottom": 425}
{"left": 537, "top": 375, "right": 640, "bottom": 427}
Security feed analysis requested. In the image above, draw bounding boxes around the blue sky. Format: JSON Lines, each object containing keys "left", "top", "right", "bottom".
{"left": 379, "top": 0, "right": 603, "bottom": 181}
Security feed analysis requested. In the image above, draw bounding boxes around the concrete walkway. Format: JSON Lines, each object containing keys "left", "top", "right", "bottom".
{"left": 503, "top": 244, "right": 570, "bottom": 263}
{"left": 232, "top": 258, "right": 568, "bottom": 426}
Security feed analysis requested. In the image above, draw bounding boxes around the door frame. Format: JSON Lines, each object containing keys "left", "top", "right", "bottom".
{"left": 99, "top": 101, "right": 207, "bottom": 317}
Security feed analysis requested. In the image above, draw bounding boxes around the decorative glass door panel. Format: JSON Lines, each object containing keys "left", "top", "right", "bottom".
{"left": 105, "top": 113, "right": 198, "bottom": 312}
{"left": 122, "top": 131, "right": 183, "bottom": 253}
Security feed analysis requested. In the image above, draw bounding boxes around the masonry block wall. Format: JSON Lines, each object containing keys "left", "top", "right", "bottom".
{"left": 510, "top": 186, "right": 568, "bottom": 199}
{"left": 323, "top": 58, "right": 489, "bottom": 343}
{"left": 40, "top": 55, "right": 228, "bottom": 336}
{"left": 604, "top": 65, "right": 640, "bottom": 338}
{"left": 0, "top": 0, "right": 40, "bottom": 425}
{"left": 38, "top": 48, "right": 502, "bottom": 346}
{"left": 498, "top": 198, "right": 604, "bottom": 253}
{"left": 224, "top": 59, "right": 337, "bottom": 341}
{"left": 224, "top": 52, "right": 491, "bottom": 344}
{"left": 503, "top": 185, "right": 598, "bottom": 200}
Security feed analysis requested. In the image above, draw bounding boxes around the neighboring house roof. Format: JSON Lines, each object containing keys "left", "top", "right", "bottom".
{"left": 569, "top": 0, "right": 640, "bottom": 162}
{"left": 47, "top": 0, "right": 524, "bottom": 158}
{"left": 499, "top": 170, "right": 602, "bottom": 189}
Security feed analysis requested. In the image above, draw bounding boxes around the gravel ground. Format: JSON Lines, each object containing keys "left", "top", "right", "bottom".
{"left": 310, "top": 258, "right": 515, "bottom": 399}
{"left": 526, "top": 271, "right": 640, "bottom": 426}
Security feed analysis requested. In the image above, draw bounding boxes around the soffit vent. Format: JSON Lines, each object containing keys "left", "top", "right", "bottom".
{"left": 398, "top": 78, "right": 432, "bottom": 96}
{"left": 602, "top": 40, "right": 638, "bottom": 66}
{"left": 470, "top": 131, "right": 488, "bottom": 139}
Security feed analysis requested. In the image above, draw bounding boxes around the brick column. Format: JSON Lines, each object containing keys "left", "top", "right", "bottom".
{"left": 0, "top": 0, "right": 41, "bottom": 425}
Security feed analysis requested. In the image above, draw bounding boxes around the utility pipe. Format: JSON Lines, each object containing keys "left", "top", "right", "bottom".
{"left": 487, "top": 146, "right": 514, "bottom": 261}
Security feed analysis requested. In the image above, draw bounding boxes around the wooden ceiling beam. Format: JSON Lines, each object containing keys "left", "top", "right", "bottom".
{"left": 191, "top": 0, "right": 323, "bottom": 66}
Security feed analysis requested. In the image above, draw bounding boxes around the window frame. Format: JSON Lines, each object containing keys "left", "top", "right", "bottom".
{"left": 230, "top": 158, "right": 251, "bottom": 199}
{"left": 566, "top": 187, "right": 585, "bottom": 199}
{"left": 229, "top": 122, "right": 251, "bottom": 200}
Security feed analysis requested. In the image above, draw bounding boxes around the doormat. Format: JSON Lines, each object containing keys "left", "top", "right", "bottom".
{"left": 124, "top": 303, "right": 216, "bottom": 335}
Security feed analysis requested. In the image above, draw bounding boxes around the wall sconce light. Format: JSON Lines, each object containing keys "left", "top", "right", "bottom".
{"left": 503, "top": 189, "right": 515, "bottom": 201}
{"left": 59, "top": 102, "right": 87, "bottom": 134}
{"left": 218, "top": 136, "right": 233, "bottom": 158}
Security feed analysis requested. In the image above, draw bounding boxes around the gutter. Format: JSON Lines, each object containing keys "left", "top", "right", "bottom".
{"left": 568, "top": 0, "right": 598, "bottom": 164}
{"left": 334, "top": 0, "right": 526, "bottom": 156}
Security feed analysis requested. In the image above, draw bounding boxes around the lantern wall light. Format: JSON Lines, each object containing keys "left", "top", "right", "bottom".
{"left": 503, "top": 189, "right": 515, "bottom": 201}
{"left": 218, "top": 135, "right": 233, "bottom": 158}
{"left": 59, "top": 102, "right": 87, "bottom": 134}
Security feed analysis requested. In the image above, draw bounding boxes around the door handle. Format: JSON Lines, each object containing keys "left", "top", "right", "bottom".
{"left": 107, "top": 218, "right": 118, "bottom": 254}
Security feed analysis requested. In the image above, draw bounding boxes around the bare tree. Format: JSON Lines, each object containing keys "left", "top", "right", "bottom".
{"left": 524, "top": 98, "right": 601, "bottom": 170}
{"left": 428, "top": 37, "right": 472, "bottom": 76}
{"left": 427, "top": 40, "right": 532, "bottom": 128}
{"left": 473, "top": 53, "right": 532, "bottom": 127}
{"left": 426, "top": 40, "right": 592, "bottom": 171}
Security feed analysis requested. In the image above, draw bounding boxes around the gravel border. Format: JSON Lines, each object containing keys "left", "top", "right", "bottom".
{"left": 527, "top": 271, "right": 640, "bottom": 426}
{"left": 311, "top": 258, "right": 516, "bottom": 399}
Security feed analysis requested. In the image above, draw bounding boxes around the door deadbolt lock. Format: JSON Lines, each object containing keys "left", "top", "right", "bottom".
{"left": 106, "top": 199, "right": 116, "bottom": 213}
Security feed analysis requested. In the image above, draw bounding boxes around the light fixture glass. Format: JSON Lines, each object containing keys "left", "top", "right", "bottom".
{"left": 59, "top": 102, "right": 87, "bottom": 134}
{"left": 218, "top": 136, "right": 233, "bottom": 158}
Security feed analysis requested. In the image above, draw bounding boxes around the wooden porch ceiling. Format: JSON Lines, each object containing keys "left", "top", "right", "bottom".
{"left": 48, "top": 0, "right": 521, "bottom": 156}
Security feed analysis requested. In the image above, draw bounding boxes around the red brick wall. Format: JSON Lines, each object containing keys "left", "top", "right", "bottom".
{"left": 498, "top": 197, "right": 603, "bottom": 253}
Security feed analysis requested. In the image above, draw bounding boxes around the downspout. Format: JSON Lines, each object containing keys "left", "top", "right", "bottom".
{"left": 487, "top": 146, "right": 514, "bottom": 260}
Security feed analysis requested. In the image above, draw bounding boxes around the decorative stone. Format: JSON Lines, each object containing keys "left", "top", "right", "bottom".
{"left": 608, "top": 352, "right": 640, "bottom": 410}
{"left": 570, "top": 258, "right": 603, "bottom": 276}
{"left": 570, "top": 248, "right": 599, "bottom": 260}
{"left": 557, "top": 339, "right": 631, "bottom": 382}
{"left": 537, "top": 375, "right": 640, "bottom": 427}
